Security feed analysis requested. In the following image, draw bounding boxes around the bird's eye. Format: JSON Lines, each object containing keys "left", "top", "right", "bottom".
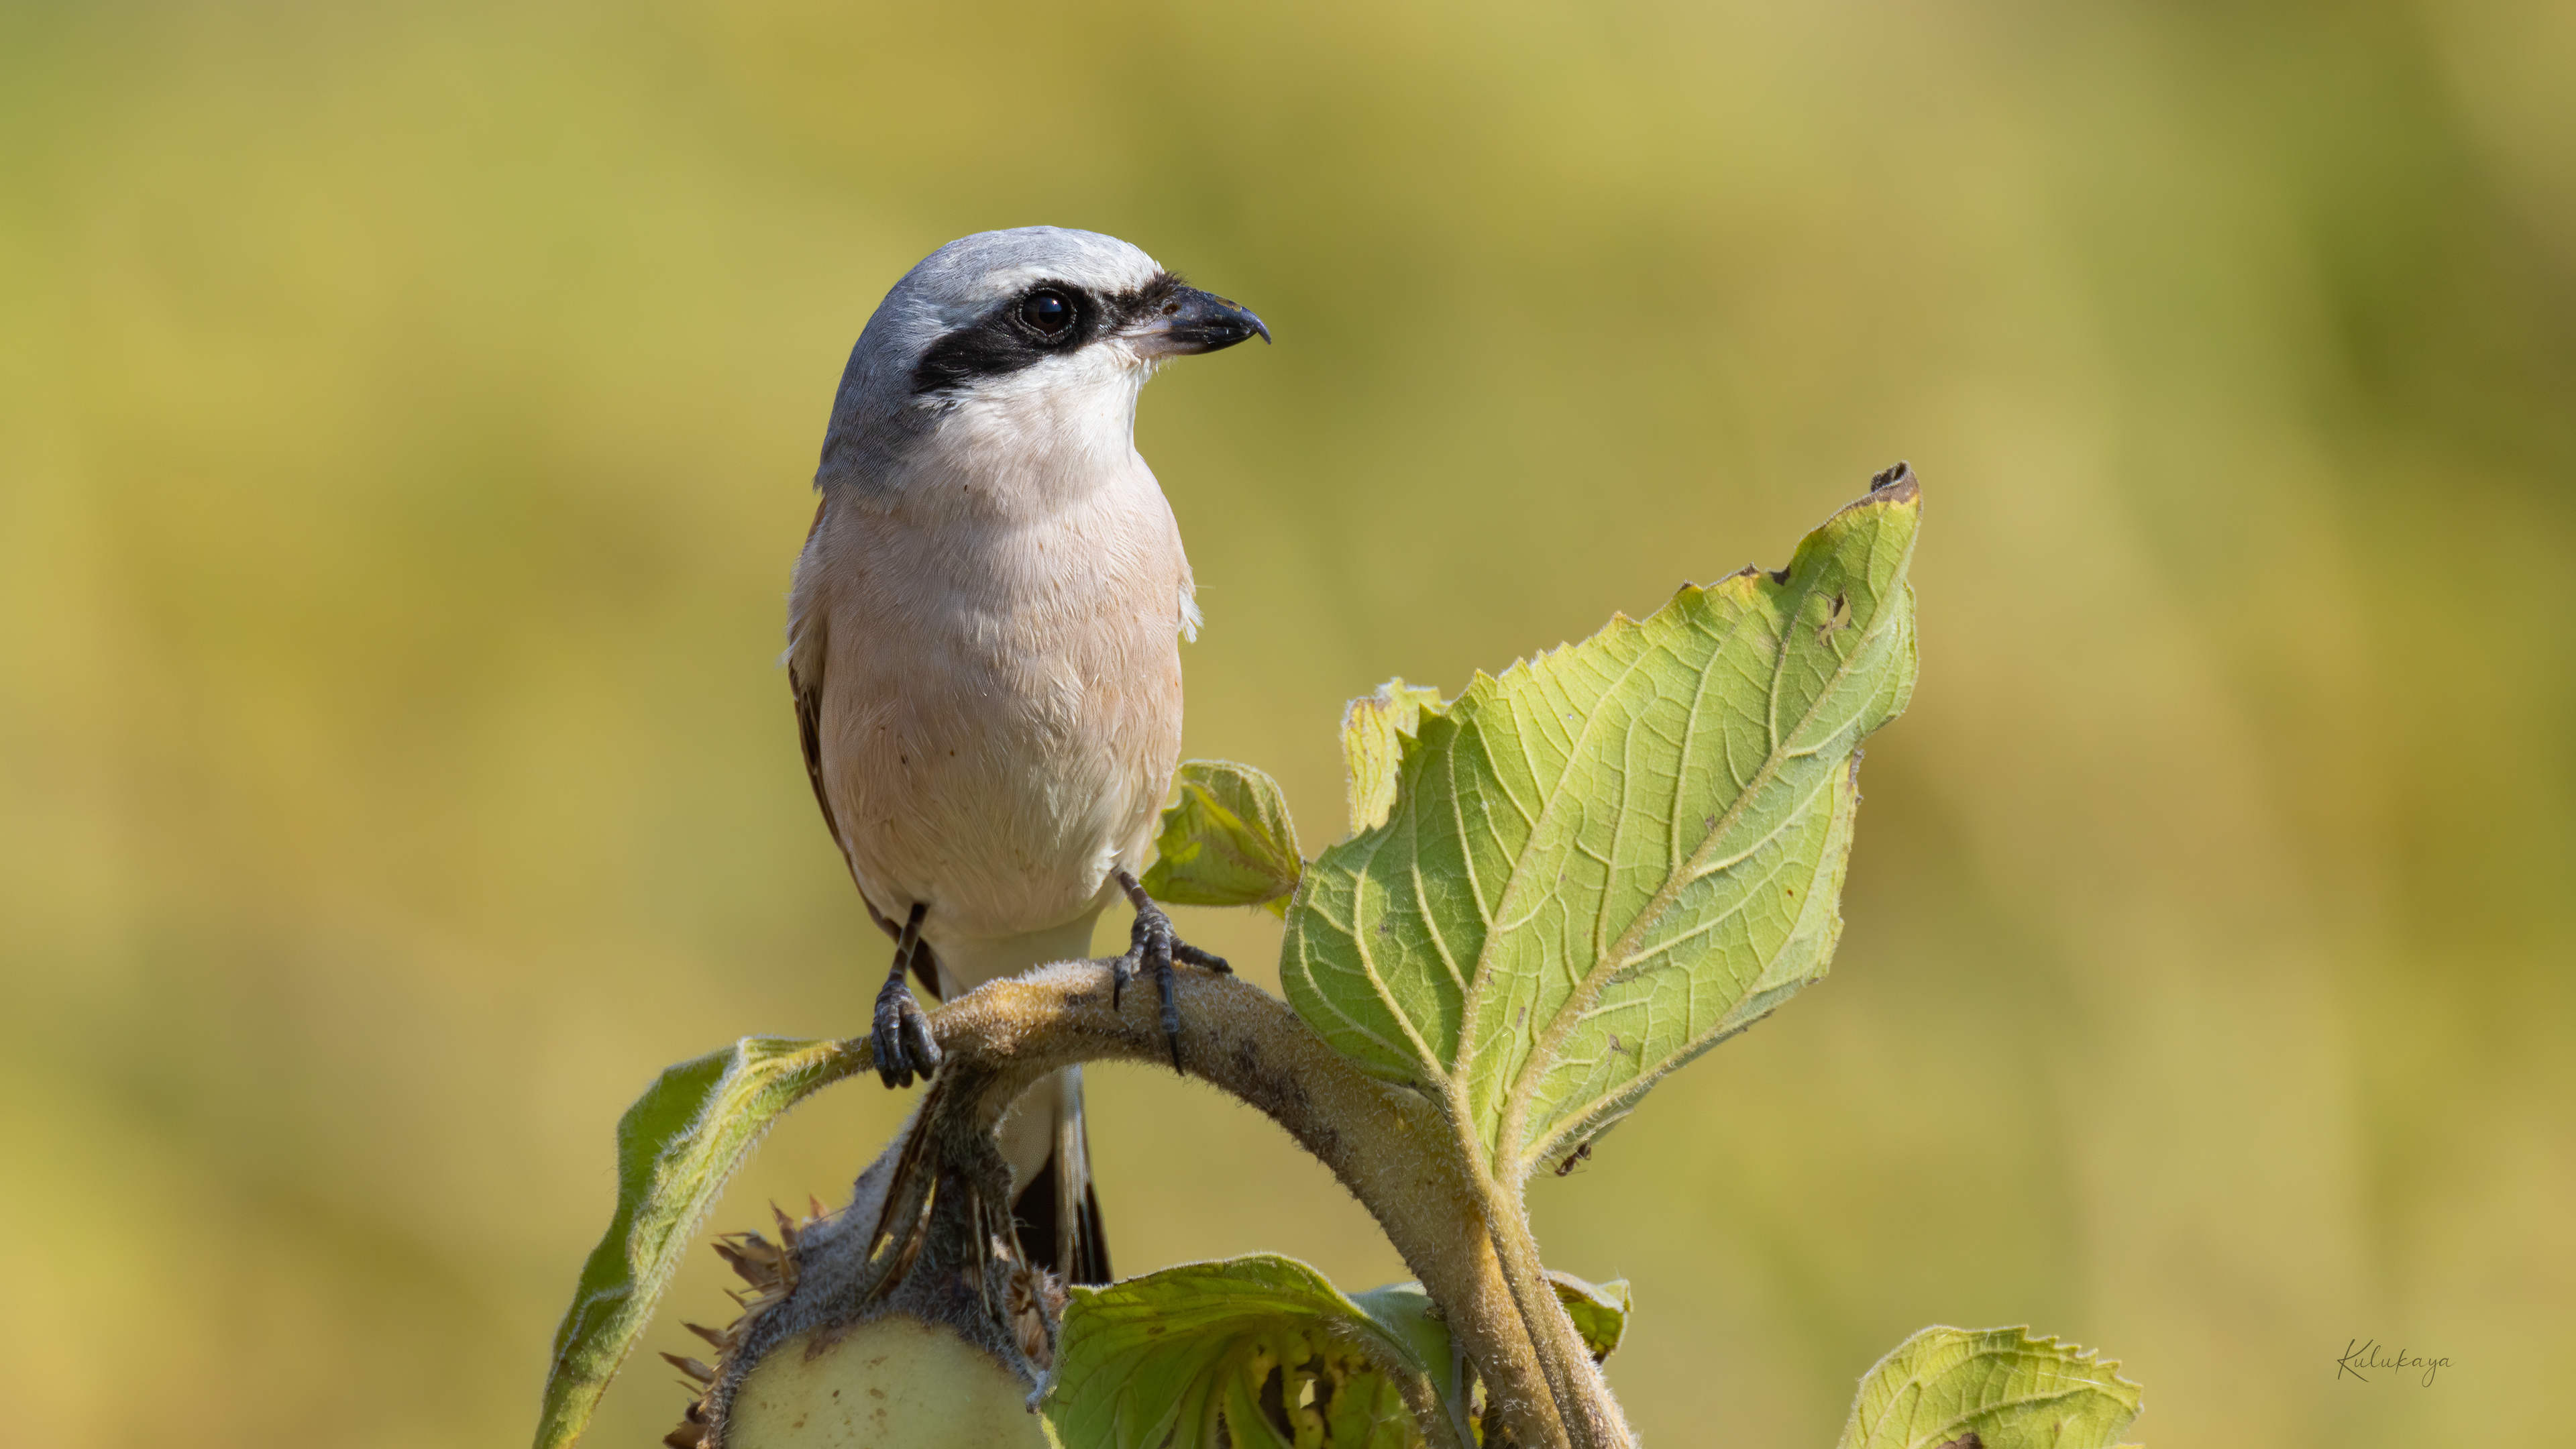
{"left": 1020, "top": 289, "right": 1075, "bottom": 337}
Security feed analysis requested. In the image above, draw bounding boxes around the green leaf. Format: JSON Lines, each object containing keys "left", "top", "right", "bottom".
{"left": 1345, "top": 1281, "right": 1457, "bottom": 1401}
{"left": 533, "top": 1036, "right": 866, "bottom": 1449}
{"left": 1142, "top": 760, "right": 1305, "bottom": 916}
{"left": 1045, "top": 1258, "right": 1627, "bottom": 1449}
{"left": 1547, "top": 1272, "right": 1631, "bottom": 1361}
{"left": 1045, "top": 1255, "right": 1453, "bottom": 1449}
{"left": 1341, "top": 679, "right": 1449, "bottom": 836}
{"left": 1281, "top": 476, "right": 1920, "bottom": 1180}
{"left": 1839, "top": 1326, "right": 2143, "bottom": 1449}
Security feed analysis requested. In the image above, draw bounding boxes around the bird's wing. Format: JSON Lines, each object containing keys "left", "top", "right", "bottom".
{"left": 790, "top": 496, "right": 941, "bottom": 996}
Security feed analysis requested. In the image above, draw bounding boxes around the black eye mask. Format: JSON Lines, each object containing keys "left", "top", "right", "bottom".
{"left": 909, "top": 272, "right": 1184, "bottom": 397}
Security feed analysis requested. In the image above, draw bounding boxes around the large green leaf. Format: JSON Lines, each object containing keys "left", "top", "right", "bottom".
{"left": 533, "top": 1036, "right": 865, "bottom": 1449}
{"left": 1142, "top": 759, "right": 1304, "bottom": 915}
{"left": 1045, "top": 1256, "right": 1454, "bottom": 1449}
{"left": 1839, "top": 1326, "right": 2143, "bottom": 1449}
{"left": 1045, "top": 1256, "right": 1630, "bottom": 1449}
{"left": 1281, "top": 476, "right": 1919, "bottom": 1179}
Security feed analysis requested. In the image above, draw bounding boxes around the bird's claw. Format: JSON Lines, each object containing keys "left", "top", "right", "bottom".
{"left": 1112, "top": 870, "right": 1230, "bottom": 1069}
{"left": 870, "top": 964, "right": 941, "bottom": 1089}
{"left": 867, "top": 904, "right": 941, "bottom": 1088}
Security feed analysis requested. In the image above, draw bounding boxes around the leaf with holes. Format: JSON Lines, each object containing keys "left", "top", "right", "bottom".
{"left": 1839, "top": 1326, "right": 2143, "bottom": 1449}
{"left": 1044, "top": 1255, "right": 1470, "bottom": 1449}
{"left": 1281, "top": 473, "right": 1919, "bottom": 1181}
{"left": 533, "top": 1036, "right": 866, "bottom": 1449}
{"left": 1142, "top": 760, "right": 1304, "bottom": 914}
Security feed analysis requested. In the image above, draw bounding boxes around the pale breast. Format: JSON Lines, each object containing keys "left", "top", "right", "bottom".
{"left": 796, "top": 462, "right": 1189, "bottom": 952}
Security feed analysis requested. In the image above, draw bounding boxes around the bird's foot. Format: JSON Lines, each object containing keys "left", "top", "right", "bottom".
{"left": 1112, "top": 869, "right": 1232, "bottom": 1069}
{"left": 870, "top": 977, "right": 938, "bottom": 1088}
{"left": 869, "top": 904, "right": 942, "bottom": 1088}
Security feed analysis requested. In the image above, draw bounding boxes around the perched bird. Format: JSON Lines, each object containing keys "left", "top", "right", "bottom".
{"left": 787, "top": 227, "right": 1266, "bottom": 1283}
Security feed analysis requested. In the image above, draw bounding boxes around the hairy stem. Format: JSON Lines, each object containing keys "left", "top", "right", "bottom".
{"left": 1481, "top": 1169, "right": 1630, "bottom": 1449}
{"left": 918, "top": 958, "right": 1625, "bottom": 1449}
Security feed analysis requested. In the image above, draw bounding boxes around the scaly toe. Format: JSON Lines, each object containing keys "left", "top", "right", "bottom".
{"left": 871, "top": 988, "right": 937, "bottom": 1088}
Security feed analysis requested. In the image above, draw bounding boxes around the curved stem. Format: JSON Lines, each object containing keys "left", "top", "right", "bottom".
{"left": 917, "top": 958, "right": 1626, "bottom": 1449}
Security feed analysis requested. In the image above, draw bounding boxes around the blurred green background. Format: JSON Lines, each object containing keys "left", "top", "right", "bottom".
{"left": 3, "top": 0, "right": 2570, "bottom": 1444}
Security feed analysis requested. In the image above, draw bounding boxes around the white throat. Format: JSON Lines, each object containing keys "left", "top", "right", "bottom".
{"left": 890, "top": 343, "right": 1158, "bottom": 518}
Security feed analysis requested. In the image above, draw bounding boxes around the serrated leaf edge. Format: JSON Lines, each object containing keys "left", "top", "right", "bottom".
{"left": 1284, "top": 484, "right": 1919, "bottom": 1177}
{"left": 1489, "top": 486, "right": 1919, "bottom": 1175}
{"left": 1841, "top": 1324, "right": 2144, "bottom": 1449}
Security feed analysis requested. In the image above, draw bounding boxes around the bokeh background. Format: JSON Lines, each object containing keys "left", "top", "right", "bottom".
{"left": 4, "top": 0, "right": 2571, "bottom": 1444}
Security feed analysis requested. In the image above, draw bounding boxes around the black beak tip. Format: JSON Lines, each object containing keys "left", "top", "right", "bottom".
{"left": 1171, "top": 287, "right": 1271, "bottom": 353}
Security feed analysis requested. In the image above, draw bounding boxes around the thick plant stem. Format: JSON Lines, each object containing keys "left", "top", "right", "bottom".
{"left": 1438, "top": 1092, "right": 1628, "bottom": 1449}
{"left": 1481, "top": 1171, "right": 1631, "bottom": 1448}
{"left": 918, "top": 959, "right": 1625, "bottom": 1449}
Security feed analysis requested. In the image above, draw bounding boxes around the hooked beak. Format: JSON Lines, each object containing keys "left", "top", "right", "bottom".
{"left": 1129, "top": 286, "right": 1271, "bottom": 358}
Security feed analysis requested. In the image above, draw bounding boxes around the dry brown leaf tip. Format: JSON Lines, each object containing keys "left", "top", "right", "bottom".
{"left": 661, "top": 1399, "right": 710, "bottom": 1449}
{"left": 659, "top": 1352, "right": 717, "bottom": 1386}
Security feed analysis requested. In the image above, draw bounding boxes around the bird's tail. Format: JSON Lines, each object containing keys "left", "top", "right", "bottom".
{"left": 1008, "top": 1065, "right": 1112, "bottom": 1284}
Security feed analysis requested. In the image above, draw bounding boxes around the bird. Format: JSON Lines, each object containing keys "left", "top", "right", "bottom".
{"left": 785, "top": 227, "right": 1267, "bottom": 1285}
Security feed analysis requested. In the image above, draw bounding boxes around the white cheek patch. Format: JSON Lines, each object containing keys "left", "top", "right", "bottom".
{"left": 932, "top": 350, "right": 1148, "bottom": 470}
{"left": 951, "top": 345, "right": 1146, "bottom": 414}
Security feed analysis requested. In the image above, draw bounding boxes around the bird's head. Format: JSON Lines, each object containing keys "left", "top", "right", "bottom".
{"left": 817, "top": 227, "right": 1268, "bottom": 490}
